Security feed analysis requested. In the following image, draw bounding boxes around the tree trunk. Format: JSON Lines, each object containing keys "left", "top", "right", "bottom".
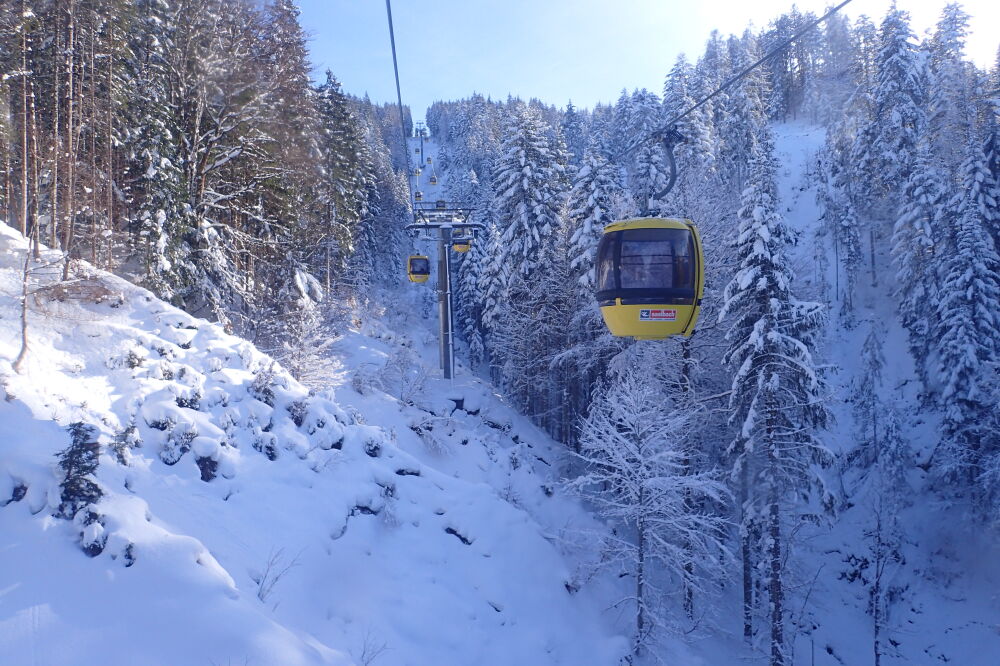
{"left": 742, "top": 459, "right": 754, "bottom": 642}
{"left": 19, "top": 0, "right": 30, "bottom": 238}
{"left": 62, "top": 0, "right": 77, "bottom": 280}
{"left": 681, "top": 339, "right": 695, "bottom": 620}
{"left": 768, "top": 429, "right": 785, "bottom": 666}
{"left": 869, "top": 226, "right": 877, "bottom": 287}
{"left": 51, "top": 23, "right": 61, "bottom": 250}
{"left": 29, "top": 75, "right": 41, "bottom": 259}
{"left": 12, "top": 248, "right": 32, "bottom": 374}
{"left": 635, "top": 510, "right": 646, "bottom": 657}
{"left": 105, "top": 19, "right": 115, "bottom": 268}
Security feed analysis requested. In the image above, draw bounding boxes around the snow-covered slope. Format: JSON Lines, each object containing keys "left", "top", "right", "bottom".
{"left": 0, "top": 223, "right": 625, "bottom": 665}
{"left": 765, "top": 124, "right": 1000, "bottom": 665}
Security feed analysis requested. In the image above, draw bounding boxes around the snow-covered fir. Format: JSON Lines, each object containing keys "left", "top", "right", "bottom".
{"left": 2, "top": 1, "right": 1000, "bottom": 664}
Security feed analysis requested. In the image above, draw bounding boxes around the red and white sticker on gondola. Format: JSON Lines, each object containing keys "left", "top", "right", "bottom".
{"left": 639, "top": 309, "right": 676, "bottom": 321}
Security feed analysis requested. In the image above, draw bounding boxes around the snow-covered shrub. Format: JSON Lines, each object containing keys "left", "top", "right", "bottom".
{"left": 56, "top": 422, "right": 103, "bottom": 519}
{"left": 110, "top": 421, "right": 142, "bottom": 465}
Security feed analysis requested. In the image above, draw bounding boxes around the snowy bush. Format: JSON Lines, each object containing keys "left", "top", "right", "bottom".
{"left": 56, "top": 423, "right": 103, "bottom": 519}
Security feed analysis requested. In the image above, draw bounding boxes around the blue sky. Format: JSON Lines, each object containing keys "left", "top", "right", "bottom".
{"left": 297, "top": 0, "right": 998, "bottom": 124}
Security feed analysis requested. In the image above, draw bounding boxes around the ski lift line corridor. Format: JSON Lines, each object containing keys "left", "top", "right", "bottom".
{"left": 386, "top": 0, "right": 859, "bottom": 359}
{"left": 385, "top": 0, "right": 485, "bottom": 380}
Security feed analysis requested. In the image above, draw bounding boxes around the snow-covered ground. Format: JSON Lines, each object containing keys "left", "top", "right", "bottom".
{"left": 0, "top": 221, "right": 626, "bottom": 665}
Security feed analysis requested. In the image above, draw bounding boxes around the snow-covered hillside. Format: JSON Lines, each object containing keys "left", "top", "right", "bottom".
{"left": 761, "top": 124, "right": 1000, "bottom": 666}
{"left": 0, "top": 223, "right": 626, "bottom": 665}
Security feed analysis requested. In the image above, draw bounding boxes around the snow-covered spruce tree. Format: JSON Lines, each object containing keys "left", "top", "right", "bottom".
{"left": 626, "top": 89, "right": 669, "bottom": 212}
{"left": 477, "top": 221, "right": 507, "bottom": 376}
{"left": 716, "top": 31, "right": 769, "bottom": 197}
{"left": 981, "top": 76, "right": 1000, "bottom": 249}
{"left": 568, "top": 145, "right": 628, "bottom": 294}
{"left": 662, "top": 53, "right": 718, "bottom": 218}
{"left": 457, "top": 230, "right": 487, "bottom": 369}
{"left": 802, "top": 10, "right": 858, "bottom": 125}
{"left": 569, "top": 356, "right": 729, "bottom": 658}
{"left": 851, "top": 7, "right": 925, "bottom": 212}
{"left": 610, "top": 89, "right": 634, "bottom": 161}
{"left": 554, "top": 144, "right": 630, "bottom": 441}
{"left": 484, "top": 102, "right": 566, "bottom": 373}
{"left": 561, "top": 101, "right": 587, "bottom": 167}
{"left": 763, "top": 7, "right": 822, "bottom": 122}
{"left": 57, "top": 421, "right": 109, "bottom": 558}
{"left": 315, "top": 70, "right": 370, "bottom": 278}
{"left": 851, "top": 321, "right": 888, "bottom": 470}
{"left": 57, "top": 423, "right": 103, "bottom": 519}
{"left": 926, "top": 3, "right": 973, "bottom": 174}
{"left": 891, "top": 142, "right": 943, "bottom": 387}
{"left": 719, "top": 136, "right": 832, "bottom": 663}
{"left": 490, "top": 102, "right": 565, "bottom": 288}
{"left": 587, "top": 103, "right": 615, "bottom": 159}
{"left": 931, "top": 139, "right": 1000, "bottom": 499}
{"left": 121, "top": 0, "right": 188, "bottom": 299}
{"left": 491, "top": 232, "right": 574, "bottom": 432}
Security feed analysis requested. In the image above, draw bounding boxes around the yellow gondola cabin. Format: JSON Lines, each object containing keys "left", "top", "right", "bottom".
{"left": 595, "top": 218, "right": 704, "bottom": 339}
{"left": 407, "top": 255, "right": 431, "bottom": 283}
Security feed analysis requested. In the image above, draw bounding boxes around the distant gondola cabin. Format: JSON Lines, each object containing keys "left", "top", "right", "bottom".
{"left": 429, "top": 175, "right": 438, "bottom": 185}
{"left": 414, "top": 191, "right": 423, "bottom": 201}
{"left": 595, "top": 218, "right": 704, "bottom": 339}
{"left": 407, "top": 255, "right": 431, "bottom": 283}
{"left": 426, "top": 157, "right": 432, "bottom": 164}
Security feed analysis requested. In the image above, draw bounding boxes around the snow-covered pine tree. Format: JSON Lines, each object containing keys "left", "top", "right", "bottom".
{"left": 454, "top": 169, "right": 489, "bottom": 368}
{"left": 567, "top": 146, "right": 628, "bottom": 293}
{"left": 488, "top": 101, "right": 565, "bottom": 302}
{"left": 57, "top": 422, "right": 103, "bottom": 520}
{"left": 926, "top": 3, "right": 973, "bottom": 174}
{"left": 720, "top": 133, "right": 832, "bottom": 663}
{"left": 662, "top": 54, "right": 717, "bottom": 216}
{"left": 932, "top": 139, "right": 1000, "bottom": 498}
{"left": 851, "top": 7, "right": 925, "bottom": 210}
{"left": 587, "top": 103, "right": 615, "bottom": 159}
{"left": 316, "top": 70, "right": 371, "bottom": 278}
{"left": 625, "top": 89, "right": 669, "bottom": 212}
{"left": 892, "top": 142, "right": 943, "bottom": 386}
{"left": 717, "top": 31, "right": 769, "bottom": 197}
{"left": 559, "top": 141, "right": 635, "bottom": 390}
{"left": 122, "top": 0, "right": 187, "bottom": 299}
{"left": 561, "top": 101, "right": 587, "bottom": 167}
{"left": 610, "top": 89, "right": 634, "bottom": 160}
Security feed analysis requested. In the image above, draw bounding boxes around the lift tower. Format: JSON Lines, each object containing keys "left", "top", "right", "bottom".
{"left": 415, "top": 121, "right": 426, "bottom": 166}
{"left": 407, "top": 201, "right": 482, "bottom": 379}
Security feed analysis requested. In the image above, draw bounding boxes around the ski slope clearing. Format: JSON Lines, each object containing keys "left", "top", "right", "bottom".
{"left": 0, "top": 222, "right": 625, "bottom": 665}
